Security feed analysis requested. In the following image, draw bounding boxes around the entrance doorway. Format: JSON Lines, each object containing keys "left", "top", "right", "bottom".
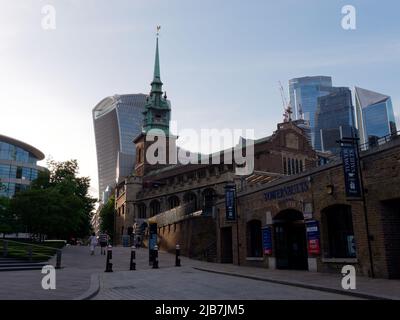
{"left": 381, "top": 199, "right": 400, "bottom": 279}
{"left": 220, "top": 227, "right": 233, "bottom": 263}
{"left": 274, "top": 209, "right": 308, "bottom": 270}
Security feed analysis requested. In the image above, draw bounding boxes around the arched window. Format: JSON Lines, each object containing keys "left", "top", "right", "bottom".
{"left": 246, "top": 220, "right": 262, "bottom": 257}
{"left": 150, "top": 200, "right": 161, "bottom": 217}
{"left": 322, "top": 205, "right": 356, "bottom": 258}
{"left": 183, "top": 192, "right": 197, "bottom": 214}
{"left": 137, "top": 203, "right": 147, "bottom": 219}
{"left": 168, "top": 196, "right": 180, "bottom": 210}
{"left": 202, "top": 188, "right": 216, "bottom": 216}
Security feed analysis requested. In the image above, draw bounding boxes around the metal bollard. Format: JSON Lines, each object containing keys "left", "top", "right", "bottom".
{"left": 3, "top": 240, "right": 8, "bottom": 257}
{"left": 56, "top": 249, "right": 62, "bottom": 269}
{"left": 105, "top": 245, "right": 113, "bottom": 272}
{"left": 152, "top": 245, "right": 159, "bottom": 269}
{"left": 130, "top": 246, "right": 136, "bottom": 270}
{"left": 28, "top": 246, "right": 33, "bottom": 262}
{"left": 175, "top": 244, "right": 181, "bottom": 267}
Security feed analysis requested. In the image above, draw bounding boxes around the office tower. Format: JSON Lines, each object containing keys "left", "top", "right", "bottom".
{"left": 314, "top": 87, "right": 356, "bottom": 154}
{"left": 289, "top": 76, "right": 333, "bottom": 147}
{"left": 354, "top": 87, "right": 397, "bottom": 145}
{"left": 93, "top": 94, "right": 146, "bottom": 201}
{"left": 0, "top": 134, "right": 45, "bottom": 198}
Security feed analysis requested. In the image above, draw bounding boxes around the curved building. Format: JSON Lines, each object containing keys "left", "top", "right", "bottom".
{"left": 93, "top": 94, "right": 146, "bottom": 202}
{"left": 355, "top": 87, "right": 397, "bottom": 146}
{"left": 0, "top": 135, "right": 46, "bottom": 198}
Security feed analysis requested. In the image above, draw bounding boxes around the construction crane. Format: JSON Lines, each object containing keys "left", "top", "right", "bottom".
{"left": 278, "top": 81, "right": 292, "bottom": 122}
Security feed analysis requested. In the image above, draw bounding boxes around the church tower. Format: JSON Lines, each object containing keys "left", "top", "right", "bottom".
{"left": 142, "top": 33, "right": 171, "bottom": 134}
{"left": 134, "top": 29, "right": 177, "bottom": 177}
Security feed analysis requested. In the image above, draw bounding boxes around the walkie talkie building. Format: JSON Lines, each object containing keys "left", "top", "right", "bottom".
{"left": 93, "top": 94, "right": 146, "bottom": 202}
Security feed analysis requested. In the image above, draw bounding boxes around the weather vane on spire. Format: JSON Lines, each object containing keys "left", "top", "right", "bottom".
{"left": 156, "top": 25, "right": 161, "bottom": 36}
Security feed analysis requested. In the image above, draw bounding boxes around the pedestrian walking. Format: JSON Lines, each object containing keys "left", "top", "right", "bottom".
{"left": 89, "top": 232, "right": 98, "bottom": 255}
{"left": 99, "top": 231, "right": 109, "bottom": 255}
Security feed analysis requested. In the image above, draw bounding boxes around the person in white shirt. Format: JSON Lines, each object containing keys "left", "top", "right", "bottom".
{"left": 88, "top": 232, "right": 98, "bottom": 255}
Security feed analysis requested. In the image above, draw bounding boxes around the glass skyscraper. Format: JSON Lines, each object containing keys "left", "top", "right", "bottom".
{"left": 289, "top": 76, "right": 333, "bottom": 147}
{"left": 93, "top": 94, "right": 146, "bottom": 202}
{"left": 354, "top": 87, "right": 397, "bottom": 146}
{"left": 314, "top": 87, "right": 356, "bottom": 154}
{"left": 0, "top": 135, "right": 45, "bottom": 198}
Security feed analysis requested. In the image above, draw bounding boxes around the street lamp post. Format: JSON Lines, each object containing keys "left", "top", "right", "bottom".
{"left": 337, "top": 137, "right": 375, "bottom": 278}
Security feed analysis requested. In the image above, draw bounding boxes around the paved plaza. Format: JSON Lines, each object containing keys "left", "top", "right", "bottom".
{"left": 0, "top": 246, "right": 399, "bottom": 300}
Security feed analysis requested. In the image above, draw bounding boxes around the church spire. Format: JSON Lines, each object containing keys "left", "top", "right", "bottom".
{"left": 151, "top": 26, "right": 163, "bottom": 94}
{"left": 142, "top": 26, "right": 171, "bottom": 135}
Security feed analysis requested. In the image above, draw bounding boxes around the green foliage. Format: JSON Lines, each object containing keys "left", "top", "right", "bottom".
{"left": 0, "top": 197, "right": 16, "bottom": 235}
{"left": 10, "top": 159, "right": 96, "bottom": 240}
{"left": 99, "top": 196, "right": 115, "bottom": 240}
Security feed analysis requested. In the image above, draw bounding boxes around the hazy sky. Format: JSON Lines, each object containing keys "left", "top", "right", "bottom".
{"left": 1, "top": 0, "right": 399, "bottom": 198}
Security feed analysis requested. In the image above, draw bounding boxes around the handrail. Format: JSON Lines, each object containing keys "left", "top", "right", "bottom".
{"left": 0, "top": 239, "right": 63, "bottom": 267}
{"left": 0, "top": 239, "right": 64, "bottom": 251}
{"left": 359, "top": 131, "right": 400, "bottom": 152}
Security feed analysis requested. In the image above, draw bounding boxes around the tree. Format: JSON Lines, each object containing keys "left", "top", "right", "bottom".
{"left": 11, "top": 159, "right": 96, "bottom": 240}
{"left": 0, "top": 197, "right": 16, "bottom": 237}
{"left": 99, "top": 196, "right": 115, "bottom": 241}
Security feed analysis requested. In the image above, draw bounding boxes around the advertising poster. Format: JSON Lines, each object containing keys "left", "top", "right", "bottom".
{"left": 306, "top": 220, "right": 320, "bottom": 255}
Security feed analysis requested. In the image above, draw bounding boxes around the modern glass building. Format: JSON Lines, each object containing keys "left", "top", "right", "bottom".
{"left": 314, "top": 87, "right": 356, "bottom": 154}
{"left": 289, "top": 76, "right": 333, "bottom": 147}
{"left": 0, "top": 135, "right": 45, "bottom": 198}
{"left": 354, "top": 87, "right": 397, "bottom": 145}
{"left": 93, "top": 94, "right": 146, "bottom": 202}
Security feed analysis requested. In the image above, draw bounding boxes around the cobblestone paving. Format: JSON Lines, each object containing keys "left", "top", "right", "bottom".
{"left": 93, "top": 266, "right": 360, "bottom": 300}
{"left": 0, "top": 245, "right": 135, "bottom": 300}
{"left": 1, "top": 245, "right": 398, "bottom": 300}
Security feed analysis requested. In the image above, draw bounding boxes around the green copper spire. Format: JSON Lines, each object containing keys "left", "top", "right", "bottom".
{"left": 151, "top": 32, "right": 163, "bottom": 94}
{"left": 143, "top": 27, "right": 171, "bottom": 135}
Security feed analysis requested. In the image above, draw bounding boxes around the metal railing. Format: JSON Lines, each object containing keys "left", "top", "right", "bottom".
{"left": 0, "top": 239, "right": 63, "bottom": 268}
{"left": 359, "top": 131, "right": 400, "bottom": 152}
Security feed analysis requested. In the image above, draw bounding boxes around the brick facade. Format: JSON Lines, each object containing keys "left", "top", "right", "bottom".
{"left": 216, "top": 138, "right": 400, "bottom": 279}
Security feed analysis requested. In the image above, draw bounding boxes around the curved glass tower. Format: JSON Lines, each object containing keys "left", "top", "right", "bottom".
{"left": 355, "top": 87, "right": 397, "bottom": 145}
{"left": 93, "top": 94, "right": 146, "bottom": 202}
{"left": 0, "top": 135, "right": 45, "bottom": 198}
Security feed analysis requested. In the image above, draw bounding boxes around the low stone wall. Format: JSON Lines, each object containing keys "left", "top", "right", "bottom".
{"left": 156, "top": 215, "right": 216, "bottom": 260}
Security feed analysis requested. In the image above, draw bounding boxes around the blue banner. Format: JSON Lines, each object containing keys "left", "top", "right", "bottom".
{"left": 306, "top": 220, "right": 320, "bottom": 255}
{"left": 225, "top": 185, "right": 236, "bottom": 221}
{"left": 341, "top": 145, "right": 362, "bottom": 198}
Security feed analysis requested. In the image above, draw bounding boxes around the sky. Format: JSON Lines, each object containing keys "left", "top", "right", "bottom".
{"left": 1, "top": 0, "right": 399, "bottom": 198}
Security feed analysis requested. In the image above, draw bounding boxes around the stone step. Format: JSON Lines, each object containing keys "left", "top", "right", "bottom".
{"left": 0, "top": 259, "right": 28, "bottom": 264}
{"left": 0, "top": 265, "right": 47, "bottom": 272}
{"left": 0, "top": 262, "right": 47, "bottom": 268}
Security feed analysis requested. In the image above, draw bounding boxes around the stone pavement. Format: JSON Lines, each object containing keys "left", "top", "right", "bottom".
{"left": 0, "top": 245, "right": 141, "bottom": 300}
{"left": 90, "top": 249, "right": 400, "bottom": 300}
{"left": 193, "top": 264, "right": 400, "bottom": 300}
{"left": 0, "top": 245, "right": 399, "bottom": 300}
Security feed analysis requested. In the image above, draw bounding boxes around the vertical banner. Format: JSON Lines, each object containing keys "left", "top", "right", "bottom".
{"left": 262, "top": 226, "right": 272, "bottom": 255}
{"left": 224, "top": 184, "right": 237, "bottom": 221}
{"left": 341, "top": 145, "right": 362, "bottom": 198}
{"left": 306, "top": 220, "right": 320, "bottom": 255}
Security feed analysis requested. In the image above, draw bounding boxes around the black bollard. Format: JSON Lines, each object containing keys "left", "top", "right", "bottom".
{"left": 152, "top": 245, "right": 159, "bottom": 269}
{"left": 105, "top": 245, "right": 113, "bottom": 272}
{"left": 56, "top": 249, "right": 62, "bottom": 269}
{"left": 130, "top": 246, "right": 136, "bottom": 270}
{"left": 28, "top": 246, "right": 33, "bottom": 262}
{"left": 175, "top": 244, "right": 181, "bottom": 267}
{"left": 3, "top": 240, "right": 8, "bottom": 257}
